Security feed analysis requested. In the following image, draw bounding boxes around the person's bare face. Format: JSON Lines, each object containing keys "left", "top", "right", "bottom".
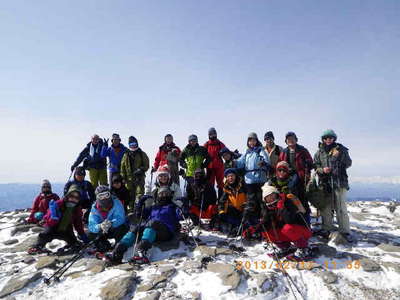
{"left": 323, "top": 136, "right": 335, "bottom": 146}
{"left": 265, "top": 138, "right": 274, "bottom": 147}
{"left": 189, "top": 140, "right": 197, "bottom": 147}
{"left": 112, "top": 181, "right": 122, "bottom": 189}
{"left": 165, "top": 136, "right": 173, "bottom": 144}
{"left": 91, "top": 135, "right": 100, "bottom": 145}
{"left": 158, "top": 174, "right": 169, "bottom": 184}
{"left": 222, "top": 153, "right": 232, "bottom": 161}
{"left": 226, "top": 173, "right": 236, "bottom": 184}
{"left": 112, "top": 138, "right": 121, "bottom": 147}
{"left": 248, "top": 138, "right": 257, "bottom": 148}
{"left": 286, "top": 136, "right": 297, "bottom": 147}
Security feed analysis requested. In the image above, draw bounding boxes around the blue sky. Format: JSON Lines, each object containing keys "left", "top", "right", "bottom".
{"left": 0, "top": 0, "right": 399, "bottom": 183}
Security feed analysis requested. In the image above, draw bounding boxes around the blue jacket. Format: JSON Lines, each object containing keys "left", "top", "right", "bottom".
{"left": 101, "top": 144, "right": 127, "bottom": 173}
{"left": 88, "top": 198, "right": 126, "bottom": 233}
{"left": 143, "top": 204, "right": 183, "bottom": 234}
{"left": 236, "top": 146, "right": 270, "bottom": 184}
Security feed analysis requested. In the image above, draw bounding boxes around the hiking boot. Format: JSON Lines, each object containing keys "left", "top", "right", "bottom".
{"left": 27, "top": 246, "right": 49, "bottom": 255}
{"left": 313, "top": 229, "right": 330, "bottom": 239}
{"left": 342, "top": 233, "right": 354, "bottom": 243}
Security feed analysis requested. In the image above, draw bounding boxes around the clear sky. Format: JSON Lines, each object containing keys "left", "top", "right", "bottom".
{"left": 0, "top": 0, "right": 399, "bottom": 184}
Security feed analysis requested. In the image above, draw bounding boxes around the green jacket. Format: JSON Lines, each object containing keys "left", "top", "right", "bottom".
{"left": 120, "top": 148, "right": 149, "bottom": 190}
{"left": 179, "top": 144, "right": 211, "bottom": 177}
{"left": 313, "top": 143, "right": 352, "bottom": 190}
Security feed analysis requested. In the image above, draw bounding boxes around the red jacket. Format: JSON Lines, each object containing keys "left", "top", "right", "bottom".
{"left": 204, "top": 139, "right": 226, "bottom": 169}
{"left": 154, "top": 143, "right": 181, "bottom": 169}
{"left": 278, "top": 145, "right": 313, "bottom": 184}
{"left": 28, "top": 193, "right": 60, "bottom": 223}
{"left": 43, "top": 199, "right": 85, "bottom": 235}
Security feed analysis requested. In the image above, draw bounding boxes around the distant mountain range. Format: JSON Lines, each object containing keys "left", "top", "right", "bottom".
{"left": 0, "top": 182, "right": 399, "bottom": 211}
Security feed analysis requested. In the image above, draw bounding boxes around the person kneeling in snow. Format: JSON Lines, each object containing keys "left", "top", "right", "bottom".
{"left": 110, "top": 173, "right": 130, "bottom": 212}
{"left": 260, "top": 185, "right": 313, "bottom": 261}
{"left": 153, "top": 165, "right": 182, "bottom": 201}
{"left": 109, "top": 186, "right": 186, "bottom": 264}
{"left": 26, "top": 179, "right": 60, "bottom": 224}
{"left": 214, "top": 168, "right": 247, "bottom": 236}
{"left": 88, "top": 185, "right": 128, "bottom": 252}
{"left": 186, "top": 168, "right": 217, "bottom": 228}
{"left": 28, "top": 185, "right": 88, "bottom": 255}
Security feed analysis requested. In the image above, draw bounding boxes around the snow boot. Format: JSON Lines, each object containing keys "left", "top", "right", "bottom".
{"left": 267, "top": 246, "right": 296, "bottom": 259}
{"left": 27, "top": 246, "right": 49, "bottom": 255}
{"left": 287, "top": 247, "right": 314, "bottom": 261}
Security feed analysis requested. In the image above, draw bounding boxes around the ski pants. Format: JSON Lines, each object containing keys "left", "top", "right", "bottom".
{"left": 207, "top": 166, "right": 225, "bottom": 190}
{"left": 35, "top": 226, "right": 78, "bottom": 248}
{"left": 88, "top": 168, "right": 108, "bottom": 189}
{"left": 262, "top": 224, "right": 312, "bottom": 248}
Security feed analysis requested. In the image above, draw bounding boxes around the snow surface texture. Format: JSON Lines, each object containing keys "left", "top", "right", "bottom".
{"left": 0, "top": 202, "right": 399, "bottom": 300}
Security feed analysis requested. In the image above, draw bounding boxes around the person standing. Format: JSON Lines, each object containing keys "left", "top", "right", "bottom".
{"left": 101, "top": 133, "right": 127, "bottom": 185}
{"left": 313, "top": 129, "right": 353, "bottom": 242}
{"left": 71, "top": 134, "right": 107, "bottom": 189}
{"left": 120, "top": 136, "right": 150, "bottom": 213}
{"left": 204, "top": 127, "right": 226, "bottom": 198}
{"left": 152, "top": 134, "right": 181, "bottom": 185}
{"left": 263, "top": 131, "right": 283, "bottom": 176}
{"left": 236, "top": 132, "right": 270, "bottom": 226}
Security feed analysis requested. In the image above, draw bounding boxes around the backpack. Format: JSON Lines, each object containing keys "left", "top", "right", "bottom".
{"left": 305, "top": 174, "right": 329, "bottom": 210}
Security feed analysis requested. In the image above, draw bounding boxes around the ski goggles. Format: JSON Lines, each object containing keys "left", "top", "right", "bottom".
{"left": 322, "top": 135, "right": 335, "bottom": 140}
{"left": 96, "top": 191, "right": 111, "bottom": 201}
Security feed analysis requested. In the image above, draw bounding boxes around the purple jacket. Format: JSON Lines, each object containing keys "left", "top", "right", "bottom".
{"left": 143, "top": 204, "right": 183, "bottom": 233}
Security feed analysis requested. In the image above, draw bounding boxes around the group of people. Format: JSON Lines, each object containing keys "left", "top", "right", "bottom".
{"left": 26, "top": 127, "right": 352, "bottom": 263}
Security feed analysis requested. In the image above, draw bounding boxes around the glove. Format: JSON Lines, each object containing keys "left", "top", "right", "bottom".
{"left": 173, "top": 197, "right": 186, "bottom": 208}
{"left": 100, "top": 219, "right": 112, "bottom": 233}
{"left": 82, "top": 159, "right": 89, "bottom": 169}
{"left": 129, "top": 224, "right": 139, "bottom": 234}
{"left": 49, "top": 200, "right": 59, "bottom": 220}
{"left": 133, "top": 169, "right": 144, "bottom": 177}
{"left": 70, "top": 164, "right": 76, "bottom": 172}
{"left": 79, "top": 233, "right": 89, "bottom": 244}
{"left": 258, "top": 160, "right": 267, "bottom": 167}
{"left": 34, "top": 212, "right": 44, "bottom": 221}
{"left": 151, "top": 166, "right": 157, "bottom": 173}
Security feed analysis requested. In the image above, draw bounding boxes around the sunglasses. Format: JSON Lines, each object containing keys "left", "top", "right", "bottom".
{"left": 68, "top": 194, "right": 80, "bottom": 201}
{"left": 323, "top": 136, "right": 335, "bottom": 140}
{"left": 277, "top": 168, "right": 288, "bottom": 173}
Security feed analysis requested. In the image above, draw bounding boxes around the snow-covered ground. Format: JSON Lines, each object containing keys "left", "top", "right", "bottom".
{"left": 0, "top": 201, "right": 399, "bottom": 300}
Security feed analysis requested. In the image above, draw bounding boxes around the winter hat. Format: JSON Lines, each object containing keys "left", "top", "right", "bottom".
{"left": 111, "top": 173, "right": 124, "bottom": 184}
{"left": 321, "top": 129, "right": 337, "bottom": 141}
{"left": 248, "top": 132, "right": 258, "bottom": 140}
{"left": 112, "top": 133, "right": 121, "bottom": 141}
{"left": 75, "top": 166, "right": 86, "bottom": 177}
{"left": 42, "top": 179, "right": 51, "bottom": 188}
{"left": 188, "top": 134, "right": 198, "bottom": 143}
{"left": 157, "top": 165, "right": 170, "bottom": 177}
{"left": 219, "top": 147, "right": 231, "bottom": 156}
{"left": 128, "top": 136, "right": 138, "bottom": 148}
{"left": 164, "top": 134, "right": 173, "bottom": 141}
{"left": 285, "top": 131, "right": 298, "bottom": 142}
{"left": 157, "top": 186, "right": 172, "bottom": 197}
{"left": 264, "top": 131, "right": 275, "bottom": 141}
{"left": 66, "top": 184, "right": 82, "bottom": 198}
{"left": 276, "top": 161, "right": 290, "bottom": 171}
{"left": 224, "top": 168, "right": 237, "bottom": 177}
{"left": 95, "top": 185, "right": 112, "bottom": 208}
{"left": 262, "top": 185, "right": 279, "bottom": 198}
{"left": 208, "top": 127, "right": 217, "bottom": 135}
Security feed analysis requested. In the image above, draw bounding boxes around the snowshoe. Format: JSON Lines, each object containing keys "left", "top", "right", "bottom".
{"left": 267, "top": 246, "right": 297, "bottom": 260}
{"left": 27, "top": 246, "right": 50, "bottom": 255}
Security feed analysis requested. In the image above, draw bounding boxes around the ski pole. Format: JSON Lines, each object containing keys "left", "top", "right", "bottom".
{"left": 177, "top": 207, "right": 199, "bottom": 248}
{"left": 132, "top": 205, "right": 145, "bottom": 257}
{"left": 67, "top": 170, "right": 73, "bottom": 182}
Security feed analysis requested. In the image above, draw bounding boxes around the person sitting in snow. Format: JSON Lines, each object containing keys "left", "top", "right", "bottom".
{"left": 108, "top": 186, "right": 187, "bottom": 264}
{"left": 28, "top": 185, "right": 89, "bottom": 255}
{"left": 214, "top": 168, "right": 247, "bottom": 236}
{"left": 186, "top": 168, "right": 217, "bottom": 229}
{"left": 88, "top": 185, "right": 128, "bottom": 252}
{"left": 110, "top": 173, "right": 130, "bottom": 212}
{"left": 259, "top": 185, "right": 313, "bottom": 261}
{"left": 64, "top": 166, "right": 96, "bottom": 224}
{"left": 268, "top": 161, "right": 311, "bottom": 223}
{"left": 152, "top": 165, "right": 182, "bottom": 202}
{"left": 26, "top": 179, "right": 60, "bottom": 224}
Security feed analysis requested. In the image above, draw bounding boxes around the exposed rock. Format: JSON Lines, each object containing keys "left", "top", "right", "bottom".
{"left": 112, "top": 263, "right": 136, "bottom": 271}
{"left": 0, "top": 235, "right": 37, "bottom": 253}
{"left": 137, "top": 275, "right": 168, "bottom": 292}
{"left": 215, "top": 247, "right": 234, "bottom": 256}
{"left": 319, "top": 270, "right": 338, "bottom": 284}
{"left": 316, "top": 243, "right": 337, "bottom": 258}
{"left": 206, "top": 262, "right": 241, "bottom": 290}
{"left": 196, "top": 245, "right": 216, "bottom": 256}
{"left": 381, "top": 261, "right": 400, "bottom": 273}
{"left": 182, "top": 260, "right": 202, "bottom": 274}
{"left": 350, "top": 212, "right": 367, "bottom": 221}
{"left": 377, "top": 243, "right": 400, "bottom": 253}
{"left": 31, "top": 227, "right": 45, "bottom": 233}
{"left": 359, "top": 258, "right": 382, "bottom": 272}
{"left": 0, "top": 272, "right": 42, "bottom": 298}
{"left": 99, "top": 274, "right": 136, "bottom": 300}
{"left": 35, "top": 256, "right": 58, "bottom": 270}
{"left": 10, "top": 224, "right": 34, "bottom": 236}
{"left": 297, "top": 261, "right": 322, "bottom": 270}
{"left": 3, "top": 239, "right": 19, "bottom": 245}
{"left": 22, "top": 256, "right": 36, "bottom": 264}
{"left": 159, "top": 266, "right": 176, "bottom": 278}
{"left": 141, "top": 290, "right": 161, "bottom": 300}
{"left": 254, "top": 272, "right": 278, "bottom": 293}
